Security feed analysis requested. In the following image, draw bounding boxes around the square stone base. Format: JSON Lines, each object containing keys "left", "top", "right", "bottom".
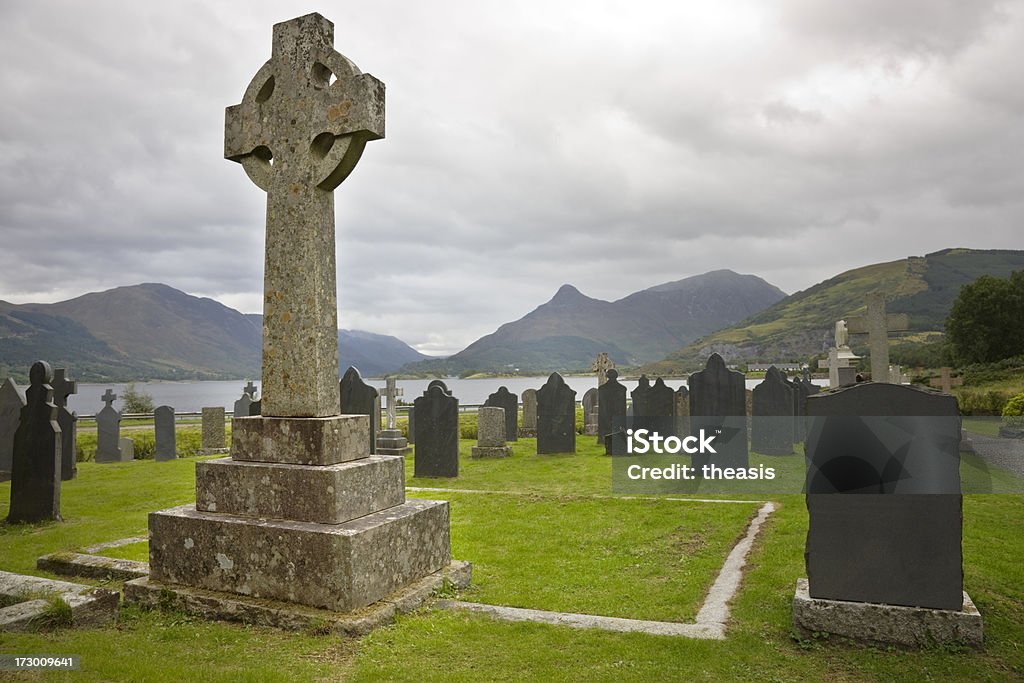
{"left": 792, "top": 578, "right": 983, "bottom": 648}
{"left": 147, "top": 499, "right": 450, "bottom": 612}
{"left": 231, "top": 414, "right": 370, "bottom": 465}
{"left": 124, "top": 560, "right": 471, "bottom": 636}
{"left": 472, "top": 446, "right": 512, "bottom": 459}
{"left": 377, "top": 429, "right": 411, "bottom": 456}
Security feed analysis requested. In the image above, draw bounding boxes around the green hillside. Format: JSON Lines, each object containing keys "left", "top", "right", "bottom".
{"left": 644, "top": 249, "right": 1024, "bottom": 375}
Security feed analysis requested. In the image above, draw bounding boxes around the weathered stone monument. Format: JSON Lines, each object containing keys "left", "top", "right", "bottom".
{"left": 793, "top": 383, "right": 982, "bottom": 647}
{"left": 233, "top": 380, "right": 258, "bottom": 418}
{"left": 520, "top": 389, "right": 537, "bottom": 438}
{"left": 340, "top": 366, "right": 378, "bottom": 455}
{"left": 846, "top": 293, "right": 910, "bottom": 383}
{"left": 818, "top": 320, "right": 861, "bottom": 388}
{"left": 751, "top": 367, "right": 795, "bottom": 455}
{"left": 154, "top": 406, "right": 177, "bottom": 462}
{"left": 929, "top": 367, "right": 963, "bottom": 395}
{"left": 791, "top": 376, "right": 819, "bottom": 443}
{"left": 125, "top": 14, "right": 464, "bottom": 628}
{"left": 591, "top": 352, "right": 615, "bottom": 386}
{"left": 582, "top": 387, "right": 599, "bottom": 436}
{"left": 376, "top": 377, "right": 410, "bottom": 456}
{"left": 94, "top": 389, "right": 124, "bottom": 463}
{"left": 689, "top": 353, "right": 748, "bottom": 470}
{"left": 413, "top": 380, "right": 459, "bottom": 477}
{"left": 597, "top": 369, "right": 627, "bottom": 455}
{"left": 6, "top": 361, "right": 61, "bottom": 523}
{"left": 537, "top": 373, "right": 576, "bottom": 454}
{"left": 118, "top": 437, "right": 135, "bottom": 460}
{"left": 484, "top": 386, "right": 518, "bottom": 442}
{"left": 632, "top": 376, "right": 674, "bottom": 419}
{"left": 472, "top": 407, "right": 512, "bottom": 459}
{"left": 0, "top": 378, "right": 25, "bottom": 477}
{"left": 199, "top": 407, "right": 228, "bottom": 455}
{"left": 51, "top": 369, "right": 78, "bottom": 481}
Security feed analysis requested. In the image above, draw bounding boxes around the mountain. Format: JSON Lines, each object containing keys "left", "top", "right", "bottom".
{"left": 0, "top": 284, "right": 427, "bottom": 382}
{"left": 401, "top": 270, "right": 786, "bottom": 376}
{"left": 643, "top": 248, "right": 1024, "bottom": 374}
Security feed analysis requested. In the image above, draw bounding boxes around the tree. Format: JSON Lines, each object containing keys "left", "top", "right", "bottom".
{"left": 122, "top": 383, "right": 155, "bottom": 414}
{"left": 945, "top": 272, "right": 1024, "bottom": 364}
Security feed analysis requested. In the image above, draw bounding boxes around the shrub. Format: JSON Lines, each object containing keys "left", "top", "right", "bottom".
{"left": 955, "top": 389, "right": 1013, "bottom": 416}
{"left": 1002, "top": 392, "right": 1024, "bottom": 432}
{"left": 122, "top": 383, "right": 155, "bottom": 414}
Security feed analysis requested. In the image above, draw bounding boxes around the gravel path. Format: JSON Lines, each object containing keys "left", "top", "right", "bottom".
{"left": 964, "top": 430, "right": 1024, "bottom": 479}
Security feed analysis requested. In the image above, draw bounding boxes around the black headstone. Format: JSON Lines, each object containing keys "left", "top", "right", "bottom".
{"left": 484, "top": 386, "right": 518, "bottom": 442}
{"left": 536, "top": 373, "right": 576, "bottom": 454}
{"left": 597, "top": 369, "right": 627, "bottom": 453}
{"left": 154, "top": 405, "right": 177, "bottom": 462}
{"left": 7, "top": 361, "right": 61, "bottom": 523}
{"left": 413, "top": 380, "right": 459, "bottom": 477}
{"left": 632, "top": 376, "right": 674, "bottom": 418}
{"left": 0, "top": 378, "right": 26, "bottom": 476}
{"left": 792, "top": 376, "right": 820, "bottom": 442}
{"left": 688, "top": 353, "right": 748, "bottom": 470}
{"left": 249, "top": 399, "right": 262, "bottom": 416}
{"left": 407, "top": 404, "right": 415, "bottom": 444}
{"left": 751, "top": 366, "right": 795, "bottom": 455}
{"left": 51, "top": 369, "right": 78, "bottom": 481}
{"left": 340, "top": 366, "right": 378, "bottom": 455}
{"left": 804, "top": 382, "right": 963, "bottom": 610}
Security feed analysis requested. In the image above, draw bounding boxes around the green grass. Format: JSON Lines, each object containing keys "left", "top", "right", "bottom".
{"left": 2, "top": 437, "right": 1023, "bottom": 681}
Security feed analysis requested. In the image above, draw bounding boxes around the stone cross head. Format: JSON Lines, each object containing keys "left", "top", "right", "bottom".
{"left": 101, "top": 389, "right": 117, "bottom": 408}
{"left": 244, "top": 380, "right": 258, "bottom": 398}
{"left": 51, "top": 368, "right": 77, "bottom": 408}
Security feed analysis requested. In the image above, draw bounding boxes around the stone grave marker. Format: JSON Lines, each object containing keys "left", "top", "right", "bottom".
{"left": 674, "top": 386, "right": 690, "bottom": 437}
{"left": 6, "top": 361, "right": 61, "bottom": 523}
{"left": 94, "top": 389, "right": 124, "bottom": 463}
{"left": 537, "top": 372, "right": 576, "bottom": 454}
{"left": 0, "top": 378, "right": 25, "bottom": 476}
{"left": 751, "top": 366, "right": 795, "bottom": 455}
{"left": 472, "top": 407, "right": 511, "bottom": 459}
{"left": 929, "top": 367, "right": 963, "bottom": 395}
{"left": 582, "top": 387, "right": 599, "bottom": 436}
{"left": 792, "top": 377, "right": 819, "bottom": 442}
{"left": 847, "top": 293, "right": 910, "bottom": 383}
{"left": 414, "top": 380, "right": 459, "bottom": 477}
{"left": 591, "top": 352, "right": 615, "bottom": 387}
{"left": 233, "top": 380, "right": 258, "bottom": 418}
{"left": 795, "top": 382, "right": 981, "bottom": 646}
{"left": 520, "top": 389, "right": 538, "bottom": 438}
{"left": 484, "top": 386, "right": 518, "bottom": 442}
{"left": 597, "top": 369, "right": 627, "bottom": 455}
{"left": 689, "top": 353, "right": 748, "bottom": 470}
{"left": 407, "top": 404, "right": 415, "bottom": 443}
{"left": 127, "top": 14, "right": 459, "bottom": 624}
{"left": 154, "top": 405, "right": 177, "bottom": 461}
{"left": 200, "top": 407, "right": 228, "bottom": 454}
{"left": 376, "top": 377, "right": 410, "bottom": 456}
{"left": 51, "top": 368, "right": 78, "bottom": 481}
{"left": 119, "top": 437, "right": 135, "bottom": 460}
{"left": 340, "top": 366, "right": 378, "bottom": 454}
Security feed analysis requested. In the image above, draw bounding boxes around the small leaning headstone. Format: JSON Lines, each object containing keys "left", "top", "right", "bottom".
{"left": 520, "top": 389, "right": 537, "bottom": 438}
{"left": 154, "top": 405, "right": 177, "bottom": 461}
{"left": 582, "top": 387, "right": 599, "bottom": 436}
{"left": 7, "top": 361, "right": 61, "bottom": 523}
{"left": 472, "top": 407, "right": 511, "bottom": 459}
{"left": 199, "top": 407, "right": 228, "bottom": 455}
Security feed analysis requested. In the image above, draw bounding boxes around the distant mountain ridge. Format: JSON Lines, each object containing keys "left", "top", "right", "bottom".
{"left": 643, "top": 248, "right": 1024, "bottom": 374}
{"left": 401, "top": 269, "right": 786, "bottom": 375}
{"left": 0, "top": 283, "right": 427, "bottom": 382}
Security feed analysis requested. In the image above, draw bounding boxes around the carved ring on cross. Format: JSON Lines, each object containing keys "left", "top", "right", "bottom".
{"left": 225, "top": 37, "right": 385, "bottom": 193}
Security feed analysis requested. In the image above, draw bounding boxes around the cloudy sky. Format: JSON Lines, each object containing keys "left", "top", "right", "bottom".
{"left": 1, "top": 1, "right": 1022, "bottom": 356}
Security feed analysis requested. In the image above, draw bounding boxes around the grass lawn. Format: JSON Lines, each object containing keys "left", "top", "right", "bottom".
{"left": 1, "top": 436, "right": 1023, "bottom": 681}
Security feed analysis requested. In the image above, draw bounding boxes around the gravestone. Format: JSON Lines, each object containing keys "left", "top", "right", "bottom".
{"left": 51, "top": 369, "right": 78, "bottom": 481}
{"left": 407, "top": 405, "right": 415, "bottom": 443}
{"left": 6, "top": 361, "right": 61, "bottom": 523}
{"left": 340, "top": 366, "right": 378, "bottom": 455}
{"left": 249, "top": 399, "right": 261, "bottom": 416}
{"left": 847, "top": 293, "right": 910, "bottom": 383}
{"left": 483, "top": 386, "right": 518, "bottom": 442}
{"left": 129, "top": 14, "right": 458, "bottom": 623}
{"left": 796, "top": 383, "right": 979, "bottom": 645}
{"left": 119, "top": 437, "right": 135, "bottom": 460}
{"left": 472, "top": 407, "right": 511, "bottom": 459}
{"left": 689, "top": 353, "right": 748, "bottom": 470}
{"left": 537, "top": 373, "right": 576, "bottom": 454}
{"left": 0, "top": 378, "right": 26, "bottom": 476}
{"left": 582, "top": 388, "right": 599, "bottom": 436}
{"left": 376, "top": 377, "right": 410, "bottom": 456}
{"left": 413, "top": 380, "right": 459, "bottom": 477}
{"left": 929, "top": 367, "right": 963, "bottom": 395}
{"left": 818, "top": 321, "right": 862, "bottom": 388}
{"left": 154, "top": 405, "right": 177, "bottom": 461}
{"left": 520, "top": 389, "right": 537, "bottom": 438}
{"left": 751, "top": 366, "right": 795, "bottom": 455}
{"left": 233, "top": 380, "right": 258, "bottom": 418}
{"left": 200, "top": 407, "right": 228, "bottom": 455}
{"left": 591, "top": 352, "right": 615, "bottom": 387}
{"left": 94, "top": 389, "right": 124, "bottom": 463}
{"left": 674, "top": 386, "right": 690, "bottom": 437}
{"left": 597, "top": 369, "right": 627, "bottom": 455}
{"left": 632, "top": 376, "right": 674, "bottom": 418}
{"left": 792, "top": 377, "right": 820, "bottom": 442}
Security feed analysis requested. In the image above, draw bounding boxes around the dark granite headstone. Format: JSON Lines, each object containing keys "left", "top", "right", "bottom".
{"left": 582, "top": 387, "right": 598, "bottom": 436}
{"left": 340, "top": 366, "right": 378, "bottom": 455}
{"left": 154, "top": 405, "right": 177, "bottom": 462}
{"left": 249, "top": 399, "right": 262, "bottom": 416}
{"left": 7, "top": 361, "right": 61, "bottom": 523}
{"left": 94, "top": 389, "right": 123, "bottom": 463}
{"left": 597, "top": 369, "right": 627, "bottom": 454}
{"left": 804, "top": 382, "right": 963, "bottom": 610}
{"left": 0, "top": 378, "right": 25, "bottom": 476}
{"left": 537, "top": 372, "right": 576, "bottom": 454}
{"left": 751, "top": 366, "right": 795, "bottom": 455}
{"left": 631, "top": 375, "right": 653, "bottom": 417}
{"left": 674, "top": 386, "right": 690, "bottom": 436}
{"left": 792, "top": 377, "right": 820, "bottom": 442}
{"left": 688, "top": 353, "right": 748, "bottom": 470}
{"left": 413, "top": 380, "right": 459, "bottom": 477}
{"left": 635, "top": 376, "right": 675, "bottom": 418}
{"left": 407, "top": 404, "right": 415, "bottom": 443}
{"left": 484, "top": 386, "right": 518, "bottom": 442}
{"left": 51, "top": 369, "right": 78, "bottom": 481}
